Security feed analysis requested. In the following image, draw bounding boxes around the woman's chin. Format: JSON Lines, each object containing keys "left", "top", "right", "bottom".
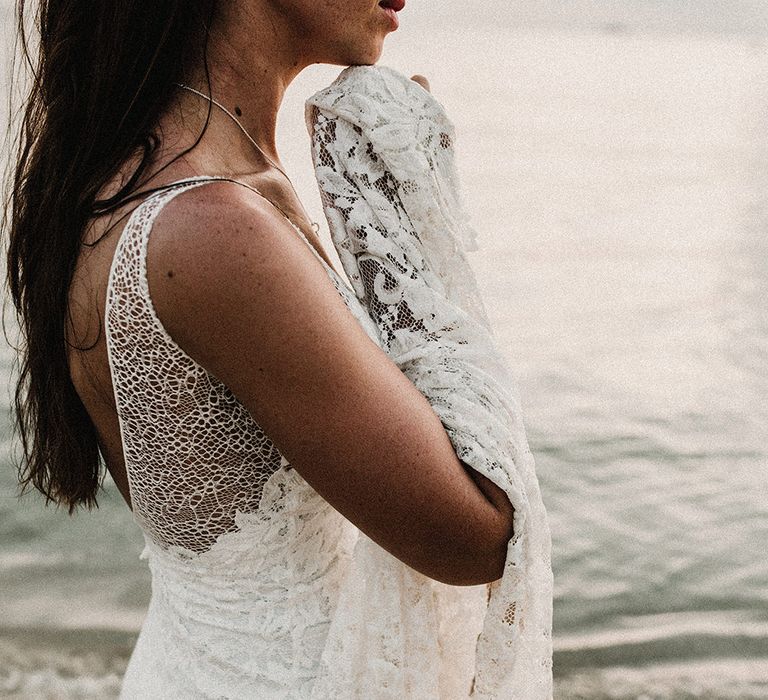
{"left": 326, "top": 38, "right": 385, "bottom": 68}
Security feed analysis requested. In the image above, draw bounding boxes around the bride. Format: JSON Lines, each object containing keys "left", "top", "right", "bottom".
{"left": 7, "top": 0, "right": 552, "bottom": 697}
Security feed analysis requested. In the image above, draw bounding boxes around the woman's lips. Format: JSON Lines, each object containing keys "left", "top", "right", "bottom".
{"left": 379, "top": 0, "right": 404, "bottom": 29}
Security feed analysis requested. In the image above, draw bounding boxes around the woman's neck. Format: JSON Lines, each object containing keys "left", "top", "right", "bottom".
{"left": 179, "top": 2, "right": 312, "bottom": 166}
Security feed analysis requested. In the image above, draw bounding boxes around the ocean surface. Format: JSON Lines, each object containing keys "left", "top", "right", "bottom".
{"left": 2, "top": 3, "right": 768, "bottom": 698}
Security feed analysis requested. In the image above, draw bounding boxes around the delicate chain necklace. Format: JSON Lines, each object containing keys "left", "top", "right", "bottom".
{"left": 175, "top": 82, "right": 320, "bottom": 234}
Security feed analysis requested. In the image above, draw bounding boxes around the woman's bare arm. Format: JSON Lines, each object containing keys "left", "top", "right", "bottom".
{"left": 146, "top": 181, "right": 514, "bottom": 586}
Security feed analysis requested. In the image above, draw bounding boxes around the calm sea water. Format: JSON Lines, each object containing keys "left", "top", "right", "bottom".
{"left": 2, "top": 6, "right": 768, "bottom": 699}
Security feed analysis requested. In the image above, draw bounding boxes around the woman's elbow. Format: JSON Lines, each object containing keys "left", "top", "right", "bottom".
{"left": 430, "top": 529, "right": 513, "bottom": 587}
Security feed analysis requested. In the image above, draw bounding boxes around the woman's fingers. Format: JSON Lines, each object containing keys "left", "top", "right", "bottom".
{"left": 410, "top": 74, "right": 430, "bottom": 93}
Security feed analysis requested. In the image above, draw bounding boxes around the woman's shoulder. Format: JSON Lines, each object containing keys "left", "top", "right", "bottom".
{"left": 143, "top": 177, "right": 311, "bottom": 291}
{"left": 142, "top": 175, "right": 342, "bottom": 374}
{"left": 148, "top": 177, "right": 285, "bottom": 244}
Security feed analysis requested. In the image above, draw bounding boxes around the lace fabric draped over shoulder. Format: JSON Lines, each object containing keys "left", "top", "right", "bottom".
{"left": 304, "top": 66, "right": 554, "bottom": 699}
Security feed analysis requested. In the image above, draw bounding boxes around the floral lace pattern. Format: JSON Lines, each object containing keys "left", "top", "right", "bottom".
{"left": 105, "top": 181, "right": 285, "bottom": 553}
{"left": 305, "top": 65, "right": 554, "bottom": 698}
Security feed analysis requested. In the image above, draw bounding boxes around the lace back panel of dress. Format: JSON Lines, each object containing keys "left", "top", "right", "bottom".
{"left": 105, "top": 183, "right": 283, "bottom": 554}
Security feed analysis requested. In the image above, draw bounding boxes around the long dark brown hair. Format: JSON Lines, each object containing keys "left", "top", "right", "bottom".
{"left": 4, "top": 0, "right": 217, "bottom": 513}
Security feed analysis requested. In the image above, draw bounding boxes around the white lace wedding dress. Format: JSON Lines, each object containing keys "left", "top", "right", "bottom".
{"left": 109, "top": 175, "right": 374, "bottom": 699}
{"left": 111, "top": 65, "right": 552, "bottom": 700}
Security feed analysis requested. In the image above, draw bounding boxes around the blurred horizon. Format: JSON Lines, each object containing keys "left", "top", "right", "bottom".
{"left": 389, "top": 0, "right": 768, "bottom": 37}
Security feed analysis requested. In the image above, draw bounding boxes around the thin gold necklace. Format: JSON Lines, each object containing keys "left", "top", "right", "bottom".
{"left": 175, "top": 82, "right": 320, "bottom": 235}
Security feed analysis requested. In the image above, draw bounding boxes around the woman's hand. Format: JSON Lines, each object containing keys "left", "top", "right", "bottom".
{"left": 410, "top": 74, "right": 430, "bottom": 93}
